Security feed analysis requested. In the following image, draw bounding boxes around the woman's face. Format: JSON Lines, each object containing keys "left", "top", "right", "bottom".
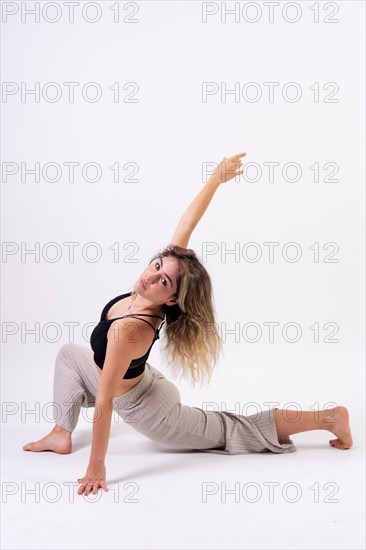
{"left": 134, "top": 255, "right": 180, "bottom": 307}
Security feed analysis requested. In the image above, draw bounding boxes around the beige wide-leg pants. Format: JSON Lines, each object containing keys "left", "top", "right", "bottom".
{"left": 52, "top": 343, "right": 296, "bottom": 455}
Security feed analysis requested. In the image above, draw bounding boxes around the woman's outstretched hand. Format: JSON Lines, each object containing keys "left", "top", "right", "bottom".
{"left": 77, "top": 463, "right": 109, "bottom": 496}
{"left": 210, "top": 152, "right": 246, "bottom": 185}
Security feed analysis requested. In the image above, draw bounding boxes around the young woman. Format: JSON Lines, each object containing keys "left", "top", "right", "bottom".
{"left": 23, "top": 152, "right": 353, "bottom": 496}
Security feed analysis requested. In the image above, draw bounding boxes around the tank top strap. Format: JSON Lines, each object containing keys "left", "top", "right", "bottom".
{"left": 118, "top": 314, "right": 166, "bottom": 340}
{"left": 156, "top": 319, "right": 165, "bottom": 337}
{"left": 128, "top": 313, "right": 165, "bottom": 323}
{"left": 110, "top": 314, "right": 159, "bottom": 333}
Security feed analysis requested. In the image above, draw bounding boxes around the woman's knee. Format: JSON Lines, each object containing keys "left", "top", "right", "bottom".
{"left": 56, "top": 343, "right": 80, "bottom": 363}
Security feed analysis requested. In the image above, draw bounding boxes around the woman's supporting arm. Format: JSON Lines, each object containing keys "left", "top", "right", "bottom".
{"left": 169, "top": 152, "right": 246, "bottom": 248}
{"left": 77, "top": 319, "right": 147, "bottom": 496}
{"left": 88, "top": 320, "right": 141, "bottom": 464}
{"left": 88, "top": 398, "right": 114, "bottom": 465}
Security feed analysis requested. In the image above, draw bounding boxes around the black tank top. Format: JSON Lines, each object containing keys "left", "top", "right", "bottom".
{"left": 90, "top": 291, "right": 165, "bottom": 379}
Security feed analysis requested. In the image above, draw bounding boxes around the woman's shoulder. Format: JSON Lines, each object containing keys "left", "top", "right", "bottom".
{"left": 106, "top": 315, "right": 158, "bottom": 358}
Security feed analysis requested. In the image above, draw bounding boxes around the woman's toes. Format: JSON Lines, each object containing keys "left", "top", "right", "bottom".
{"left": 22, "top": 435, "right": 72, "bottom": 454}
{"left": 23, "top": 441, "right": 43, "bottom": 452}
{"left": 329, "top": 438, "right": 351, "bottom": 450}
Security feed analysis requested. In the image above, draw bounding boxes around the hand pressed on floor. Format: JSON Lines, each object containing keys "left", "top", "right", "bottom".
{"left": 77, "top": 463, "right": 109, "bottom": 496}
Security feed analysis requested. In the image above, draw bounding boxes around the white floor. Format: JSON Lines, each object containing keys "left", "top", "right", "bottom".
{"left": 2, "top": 416, "right": 365, "bottom": 550}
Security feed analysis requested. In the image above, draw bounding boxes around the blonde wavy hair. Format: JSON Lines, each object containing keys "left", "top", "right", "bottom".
{"left": 148, "top": 244, "right": 223, "bottom": 388}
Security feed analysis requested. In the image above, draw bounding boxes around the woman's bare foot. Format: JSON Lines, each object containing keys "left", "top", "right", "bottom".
{"left": 323, "top": 406, "right": 353, "bottom": 450}
{"left": 23, "top": 424, "right": 72, "bottom": 454}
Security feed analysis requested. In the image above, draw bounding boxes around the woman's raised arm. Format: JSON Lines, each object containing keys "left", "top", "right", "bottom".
{"left": 169, "top": 152, "right": 246, "bottom": 248}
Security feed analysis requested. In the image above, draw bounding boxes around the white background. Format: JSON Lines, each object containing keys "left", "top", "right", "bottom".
{"left": 1, "top": 1, "right": 365, "bottom": 549}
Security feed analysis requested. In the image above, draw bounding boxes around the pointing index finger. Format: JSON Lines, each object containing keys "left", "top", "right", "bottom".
{"left": 232, "top": 152, "right": 247, "bottom": 160}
